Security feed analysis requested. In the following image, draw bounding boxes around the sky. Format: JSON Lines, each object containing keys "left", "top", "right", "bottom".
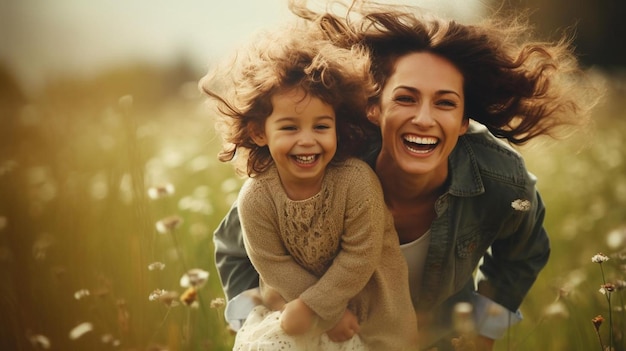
{"left": 0, "top": 0, "right": 486, "bottom": 94}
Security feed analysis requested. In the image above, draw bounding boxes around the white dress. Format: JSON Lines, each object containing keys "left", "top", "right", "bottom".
{"left": 233, "top": 305, "right": 366, "bottom": 351}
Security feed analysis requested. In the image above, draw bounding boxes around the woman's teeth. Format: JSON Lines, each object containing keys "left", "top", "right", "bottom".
{"left": 404, "top": 135, "right": 438, "bottom": 145}
{"left": 403, "top": 135, "right": 438, "bottom": 153}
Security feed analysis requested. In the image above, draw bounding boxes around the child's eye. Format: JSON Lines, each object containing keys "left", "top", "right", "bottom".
{"left": 279, "top": 126, "right": 297, "bottom": 131}
{"left": 315, "top": 124, "right": 331, "bottom": 130}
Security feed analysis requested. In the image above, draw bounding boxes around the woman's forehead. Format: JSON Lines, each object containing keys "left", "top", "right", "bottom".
{"left": 386, "top": 52, "right": 464, "bottom": 93}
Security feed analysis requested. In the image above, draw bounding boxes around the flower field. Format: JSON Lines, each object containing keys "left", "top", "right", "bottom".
{"left": 0, "top": 64, "right": 624, "bottom": 350}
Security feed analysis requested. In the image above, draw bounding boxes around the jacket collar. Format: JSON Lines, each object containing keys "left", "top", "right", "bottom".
{"left": 447, "top": 122, "right": 486, "bottom": 197}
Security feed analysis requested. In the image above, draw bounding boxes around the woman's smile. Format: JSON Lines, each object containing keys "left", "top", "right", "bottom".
{"left": 402, "top": 134, "right": 439, "bottom": 155}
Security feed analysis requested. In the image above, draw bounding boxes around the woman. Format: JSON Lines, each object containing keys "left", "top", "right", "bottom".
{"left": 211, "top": 1, "right": 600, "bottom": 350}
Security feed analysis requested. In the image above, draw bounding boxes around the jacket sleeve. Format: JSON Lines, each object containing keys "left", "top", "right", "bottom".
{"left": 213, "top": 202, "right": 259, "bottom": 301}
{"left": 475, "top": 184, "right": 550, "bottom": 312}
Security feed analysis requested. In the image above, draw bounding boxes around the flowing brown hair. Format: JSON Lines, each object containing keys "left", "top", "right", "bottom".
{"left": 290, "top": 0, "right": 602, "bottom": 144}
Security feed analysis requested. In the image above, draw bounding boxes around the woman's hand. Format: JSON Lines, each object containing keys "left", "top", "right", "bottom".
{"left": 326, "top": 309, "right": 360, "bottom": 343}
{"left": 280, "top": 298, "right": 316, "bottom": 335}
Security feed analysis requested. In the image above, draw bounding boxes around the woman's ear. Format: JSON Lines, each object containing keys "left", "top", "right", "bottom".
{"left": 366, "top": 104, "right": 381, "bottom": 126}
{"left": 249, "top": 124, "right": 267, "bottom": 146}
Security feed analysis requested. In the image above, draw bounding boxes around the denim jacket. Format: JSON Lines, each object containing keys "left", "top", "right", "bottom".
{"left": 401, "top": 122, "right": 550, "bottom": 346}
{"left": 212, "top": 122, "right": 550, "bottom": 346}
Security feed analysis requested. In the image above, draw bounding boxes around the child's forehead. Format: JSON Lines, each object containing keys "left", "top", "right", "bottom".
{"left": 270, "top": 87, "right": 328, "bottom": 106}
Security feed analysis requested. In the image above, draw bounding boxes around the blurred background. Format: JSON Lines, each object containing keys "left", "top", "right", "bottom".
{"left": 0, "top": 0, "right": 625, "bottom": 350}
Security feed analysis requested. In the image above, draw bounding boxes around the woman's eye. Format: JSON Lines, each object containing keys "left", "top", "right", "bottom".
{"left": 394, "top": 95, "right": 416, "bottom": 104}
{"left": 437, "top": 100, "right": 458, "bottom": 108}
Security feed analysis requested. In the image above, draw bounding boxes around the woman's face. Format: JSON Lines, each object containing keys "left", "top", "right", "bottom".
{"left": 371, "top": 52, "right": 469, "bottom": 179}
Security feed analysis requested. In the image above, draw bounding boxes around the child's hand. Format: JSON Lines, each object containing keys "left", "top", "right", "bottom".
{"left": 326, "top": 309, "right": 360, "bottom": 342}
{"left": 280, "top": 298, "right": 316, "bottom": 335}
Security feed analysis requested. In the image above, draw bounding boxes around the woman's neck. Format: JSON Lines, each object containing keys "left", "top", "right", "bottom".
{"left": 375, "top": 155, "right": 447, "bottom": 207}
{"left": 375, "top": 154, "right": 448, "bottom": 243}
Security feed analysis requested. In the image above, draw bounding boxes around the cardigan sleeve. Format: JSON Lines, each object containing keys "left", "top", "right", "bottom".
{"left": 238, "top": 180, "right": 319, "bottom": 303}
{"left": 239, "top": 162, "right": 388, "bottom": 325}
{"left": 298, "top": 164, "right": 386, "bottom": 324}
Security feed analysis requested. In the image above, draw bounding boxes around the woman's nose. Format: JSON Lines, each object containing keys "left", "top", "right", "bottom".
{"left": 411, "top": 104, "right": 436, "bottom": 127}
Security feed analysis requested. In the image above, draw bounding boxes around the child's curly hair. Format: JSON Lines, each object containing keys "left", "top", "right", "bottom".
{"left": 200, "top": 20, "right": 378, "bottom": 177}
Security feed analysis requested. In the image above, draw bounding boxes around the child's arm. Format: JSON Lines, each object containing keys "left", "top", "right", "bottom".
{"left": 239, "top": 163, "right": 386, "bottom": 328}
{"left": 238, "top": 181, "right": 320, "bottom": 301}
{"left": 297, "top": 163, "right": 387, "bottom": 324}
{"left": 280, "top": 298, "right": 317, "bottom": 335}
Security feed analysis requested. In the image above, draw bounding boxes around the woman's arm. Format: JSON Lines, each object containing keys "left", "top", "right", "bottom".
{"left": 213, "top": 202, "right": 260, "bottom": 301}
{"left": 476, "top": 186, "right": 550, "bottom": 312}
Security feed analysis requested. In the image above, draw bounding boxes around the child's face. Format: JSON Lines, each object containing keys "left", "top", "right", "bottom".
{"left": 253, "top": 88, "right": 337, "bottom": 197}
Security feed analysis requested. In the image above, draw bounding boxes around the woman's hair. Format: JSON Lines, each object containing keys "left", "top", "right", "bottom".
{"left": 200, "top": 20, "right": 378, "bottom": 177}
{"left": 290, "top": 0, "right": 602, "bottom": 144}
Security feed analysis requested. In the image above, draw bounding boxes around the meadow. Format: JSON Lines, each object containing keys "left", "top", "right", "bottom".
{"left": 0, "top": 62, "right": 624, "bottom": 351}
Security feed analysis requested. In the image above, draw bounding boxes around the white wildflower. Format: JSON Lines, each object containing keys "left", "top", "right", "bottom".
{"left": 511, "top": 199, "right": 531, "bottom": 211}
{"left": 606, "top": 227, "right": 626, "bottom": 250}
{"left": 155, "top": 215, "right": 183, "bottom": 234}
{"left": 69, "top": 322, "right": 93, "bottom": 340}
{"left": 149, "top": 289, "right": 166, "bottom": 301}
{"left": 29, "top": 334, "right": 51, "bottom": 349}
{"left": 591, "top": 253, "right": 610, "bottom": 263}
{"left": 180, "top": 268, "right": 209, "bottom": 288}
{"left": 544, "top": 301, "right": 569, "bottom": 318}
{"left": 74, "top": 289, "right": 90, "bottom": 300}
{"left": 210, "top": 297, "right": 226, "bottom": 309}
{"left": 149, "top": 289, "right": 179, "bottom": 307}
{"left": 147, "top": 183, "right": 175, "bottom": 200}
{"left": 148, "top": 262, "right": 166, "bottom": 271}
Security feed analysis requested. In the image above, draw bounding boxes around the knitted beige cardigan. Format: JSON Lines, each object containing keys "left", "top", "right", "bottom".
{"left": 238, "top": 158, "right": 418, "bottom": 350}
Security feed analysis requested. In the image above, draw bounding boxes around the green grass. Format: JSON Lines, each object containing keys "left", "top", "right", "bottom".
{"left": 0, "top": 64, "right": 624, "bottom": 351}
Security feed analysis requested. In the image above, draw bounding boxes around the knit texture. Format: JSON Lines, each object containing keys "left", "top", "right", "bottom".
{"left": 238, "top": 158, "right": 418, "bottom": 350}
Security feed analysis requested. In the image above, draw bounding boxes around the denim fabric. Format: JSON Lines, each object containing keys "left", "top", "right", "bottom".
{"left": 380, "top": 123, "right": 550, "bottom": 349}
{"left": 213, "top": 122, "right": 550, "bottom": 348}
{"left": 408, "top": 123, "right": 549, "bottom": 316}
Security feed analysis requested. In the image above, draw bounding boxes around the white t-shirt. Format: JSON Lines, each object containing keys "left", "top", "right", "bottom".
{"left": 400, "top": 230, "right": 431, "bottom": 306}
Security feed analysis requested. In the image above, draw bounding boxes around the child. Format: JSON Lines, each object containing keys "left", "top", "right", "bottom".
{"left": 200, "top": 20, "right": 418, "bottom": 351}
